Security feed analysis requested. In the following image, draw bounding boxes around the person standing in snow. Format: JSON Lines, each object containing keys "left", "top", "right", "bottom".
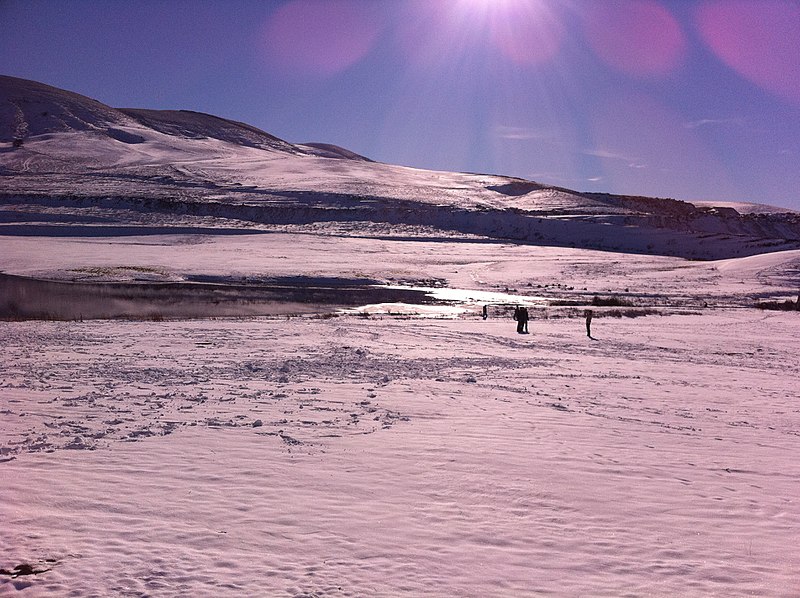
{"left": 585, "top": 309, "right": 593, "bottom": 338}
{"left": 513, "top": 305, "right": 529, "bottom": 334}
{"left": 482, "top": 304, "right": 488, "bottom": 320}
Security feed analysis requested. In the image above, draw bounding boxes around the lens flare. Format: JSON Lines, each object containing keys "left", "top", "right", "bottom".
{"left": 394, "top": 1, "right": 465, "bottom": 69}
{"left": 694, "top": 0, "right": 800, "bottom": 106}
{"left": 583, "top": 0, "right": 686, "bottom": 77}
{"left": 262, "top": 0, "right": 384, "bottom": 77}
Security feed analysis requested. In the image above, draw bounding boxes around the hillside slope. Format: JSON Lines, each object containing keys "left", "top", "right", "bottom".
{"left": 1, "top": 75, "right": 799, "bottom": 260}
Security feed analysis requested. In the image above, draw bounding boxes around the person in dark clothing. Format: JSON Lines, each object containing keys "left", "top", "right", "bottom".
{"left": 513, "top": 305, "right": 529, "bottom": 334}
{"left": 585, "top": 309, "right": 593, "bottom": 338}
{"left": 482, "top": 304, "right": 488, "bottom": 320}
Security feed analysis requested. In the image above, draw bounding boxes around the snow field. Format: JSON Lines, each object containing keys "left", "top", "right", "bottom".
{"left": 2, "top": 312, "right": 799, "bottom": 596}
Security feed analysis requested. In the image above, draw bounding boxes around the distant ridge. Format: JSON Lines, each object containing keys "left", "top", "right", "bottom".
{"left": 0, "top": 75, "right": 314, "bottom": 157}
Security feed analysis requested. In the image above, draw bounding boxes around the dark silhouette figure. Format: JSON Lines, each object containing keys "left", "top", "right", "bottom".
{"left": 513, "top": 305, "right": 529, "bottom": 334}
{"left": 482, "top": 304, "right": 488, "bottom": 320}
{"left": 585, "top": 309, "right": 593, "bottom": 338}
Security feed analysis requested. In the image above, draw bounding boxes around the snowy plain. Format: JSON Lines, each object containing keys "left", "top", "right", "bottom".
{"left": 2, "top": 230, "right": 800, "bottom": 597}
{"left": 2, "top": 75, "right": 800, "bottom": 596}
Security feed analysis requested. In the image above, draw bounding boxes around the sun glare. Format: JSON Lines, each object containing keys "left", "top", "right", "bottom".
{"left": 459, "top": 0, "right": 510, "bottom": 7}
{"left": 456, "top": 0, "right": 546, "bottom": 20}
{"left": 451, "top": 0, "right": 564, "bottom": 66}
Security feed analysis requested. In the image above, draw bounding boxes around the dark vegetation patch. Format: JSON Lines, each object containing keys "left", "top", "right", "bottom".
{"left": 591, "top": 295, "right": 635, "bottom": 307}
{"left": 755, "top": 299, "right": 800, "bottom": 311}
{"left": 603, "top": 308, "right": 659, "bottom": 318}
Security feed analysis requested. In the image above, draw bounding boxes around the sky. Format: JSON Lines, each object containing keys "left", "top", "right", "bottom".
{"left": 1, "top": 0, "right": 799, "bottom": 210}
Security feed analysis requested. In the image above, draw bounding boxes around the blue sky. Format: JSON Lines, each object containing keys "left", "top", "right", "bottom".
{"left": 2, "top": 0, "right": 799, "bottom": 209}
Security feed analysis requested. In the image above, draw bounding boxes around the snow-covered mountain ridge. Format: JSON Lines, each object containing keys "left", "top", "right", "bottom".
{"left": 2, "top": 74, "right": 799, "bottom": 260}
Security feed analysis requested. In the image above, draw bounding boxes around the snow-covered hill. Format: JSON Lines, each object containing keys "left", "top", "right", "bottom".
{"left": 2, "top": 74, "right": 800, "bottom": 260}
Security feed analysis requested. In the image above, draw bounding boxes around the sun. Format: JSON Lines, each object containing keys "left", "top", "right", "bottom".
{"left": 456, "top": 0, "right": 543, "bottom": 13}
{"left": 455, "top": 0, "right": 522, "bottom": 18}
{"left": 452, "top": 0, "right": 564, "bottom": 66}
{"left": 459, "top": 0, "right": 521, "bottom": 6}
{"left": 395, "top": 0, "right": 564, "bottom": 70}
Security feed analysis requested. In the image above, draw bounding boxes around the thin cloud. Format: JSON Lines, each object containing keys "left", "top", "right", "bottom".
{"left": 582, "top": 148, "right": 631, "bottom": 161}
{"left": 494, "top": 126, "right": 555, "bottom": 141}
{"left": 684, "top": 117, "right": 745, "bottom": 129}
{"left": 582, "top": 149, "right": 647, "bottom": 169}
